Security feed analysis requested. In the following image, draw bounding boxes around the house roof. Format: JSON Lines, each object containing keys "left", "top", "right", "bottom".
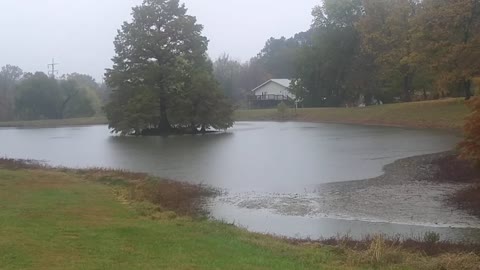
{"left": 251, "top": 79, "right": 291, "bottom": 93}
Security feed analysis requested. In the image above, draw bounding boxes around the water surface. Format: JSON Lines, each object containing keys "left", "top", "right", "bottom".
{"left": 1, "top": 122, "right": 479, "bottom": 242}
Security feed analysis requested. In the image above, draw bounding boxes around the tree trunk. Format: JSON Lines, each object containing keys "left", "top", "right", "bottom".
{"left": 403, "top": 73, "right": 414, "bottom": 102}
{"left": 190, "top": 122, "right": 198, "bottom": 134}
{"left": 158, "top": 98, "right": 171, "bottom": 131}
{"left": 464, "top": 79, "right": 472, "bottom": 100}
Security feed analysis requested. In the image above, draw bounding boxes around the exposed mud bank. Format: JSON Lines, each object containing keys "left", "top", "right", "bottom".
{"left": 211, "top": 152, "right": 480, "bottom": 241}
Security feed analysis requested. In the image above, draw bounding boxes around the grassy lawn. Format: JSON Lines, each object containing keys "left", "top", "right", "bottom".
{"left": 0, "top": 168, "right": 335, "bottom": 270}
{"left": 235, "top": 98, "right": 470, "bottom": 130}
{"left": 0, "top": 161, "right": 478, "bottom": 269}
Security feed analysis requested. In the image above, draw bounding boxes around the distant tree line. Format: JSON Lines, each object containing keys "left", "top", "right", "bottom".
{"left": 0, "top": 65, "right": 108, "bottom": 121}
{"left": 3, "top": 0, "right": 478, "bottom": 126}
{"left": 214, "top": 0, "right": 480, "bottom": 107}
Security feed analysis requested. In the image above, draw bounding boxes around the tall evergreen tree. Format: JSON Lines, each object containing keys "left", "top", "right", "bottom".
{"left": 105, "top": 0, "right": 232, "bottom": 135}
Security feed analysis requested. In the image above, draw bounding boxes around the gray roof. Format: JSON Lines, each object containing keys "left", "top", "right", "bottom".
{"left": 270, "top": 79, "right": 291, "bottom": 88}
{"left": 251, "top": 79, "right": 291, "bottom": 92}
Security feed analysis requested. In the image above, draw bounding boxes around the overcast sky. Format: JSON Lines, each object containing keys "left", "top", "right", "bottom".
{"left": 0, "top": 0, "right": 318, "bottom": 81}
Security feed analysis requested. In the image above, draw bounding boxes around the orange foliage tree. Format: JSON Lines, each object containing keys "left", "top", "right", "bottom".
{"left": 459, "top": 97, "right": 480, "bottom": 166}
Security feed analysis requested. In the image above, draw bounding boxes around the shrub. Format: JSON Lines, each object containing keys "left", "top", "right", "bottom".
{"left": 277, "top": 102, "right": 289, "bottom": 119}
{"left": 459, "top": 97, "right": 480, "bottom": 167}
{"left": 423, "top": 232, "right": 441, "bottom": 245}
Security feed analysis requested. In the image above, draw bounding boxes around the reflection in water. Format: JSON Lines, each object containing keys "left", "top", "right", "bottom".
{"left": 1, "top": 122, "right": 478, "bottom": 242}
{"left": 105, "top": 132, "right": 235, "bottom": 187}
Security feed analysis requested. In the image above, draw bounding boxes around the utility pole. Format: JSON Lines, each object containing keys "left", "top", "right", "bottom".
{"left": 48, "top": 58, "right": 59, "bottom": 79}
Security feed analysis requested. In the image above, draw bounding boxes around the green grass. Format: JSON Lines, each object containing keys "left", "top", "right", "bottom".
{"left": 0, "top": 164, "right": 479, "bottom": 270}
{"left": 0, "top": 168, "right": 341, "bottom": 270}
{"left": 235, "top": 98, "right": 470, "bottom": 130}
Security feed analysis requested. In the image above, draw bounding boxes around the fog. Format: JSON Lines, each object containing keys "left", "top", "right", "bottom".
{"left": 0, "top": 0, "right": 318, "bottom": 81}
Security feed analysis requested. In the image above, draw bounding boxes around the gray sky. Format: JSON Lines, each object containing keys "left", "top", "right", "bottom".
{"left": 0, "top": 0, "right": 318, "bottom": 81}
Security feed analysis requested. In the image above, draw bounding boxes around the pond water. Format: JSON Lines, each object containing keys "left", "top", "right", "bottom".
{"left": 1, "top": 122, "right": 480, "bottom": 242}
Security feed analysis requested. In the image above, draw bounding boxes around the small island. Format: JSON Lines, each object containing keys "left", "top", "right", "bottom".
{"left": 103, "top": 2, "right": 234, "bottom": 136}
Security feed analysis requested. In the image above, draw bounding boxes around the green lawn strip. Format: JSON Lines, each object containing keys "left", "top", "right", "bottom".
{"left": 235, "top": 98, "right": 469, "bottom": 130}
{"left": 0, "top": 169, "right": 344, "bottom": 270}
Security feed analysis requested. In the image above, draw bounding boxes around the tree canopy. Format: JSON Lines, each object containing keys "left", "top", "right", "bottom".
{"left": 15, "top": 72, "right": 96, "bottom": 120}
{"left": 105, "top": 0, "right": 233, "bottom": 135}
{"left": 218, "top": 0, "right": 480, "bottom": 108}
{"left": 0, "top": 65, "right": 101, "bottom": 121}
{"left": 0, "top": 65, "right": 23, "bottom": 121}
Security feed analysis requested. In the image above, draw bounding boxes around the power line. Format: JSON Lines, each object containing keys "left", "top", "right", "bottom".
{"left": 48, "top": 58, "right": 59, "bottom": 79}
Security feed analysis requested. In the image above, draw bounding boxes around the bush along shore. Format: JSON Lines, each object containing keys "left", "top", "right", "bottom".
{"left": 1, "top": 158, "right": 480, "bottom": 270}
{"left": 434, "top": 153, "right": 480, "bottom": 218}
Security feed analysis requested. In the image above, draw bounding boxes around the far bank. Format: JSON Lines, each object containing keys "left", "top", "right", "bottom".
{"left": 236, "top": 98, "right": 469, "bottom": 131}
{"left": 0, "top": 98, "right": 469, "bottom": 131}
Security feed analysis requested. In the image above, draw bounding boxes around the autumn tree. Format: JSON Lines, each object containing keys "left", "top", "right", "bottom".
{"left": 418, "top": 0, "right": 480, "bottom": 100}
{"left": 459, "top": 97, "right": 480, "bottom": 165}
{"left": 358, "top": 0, "right": 422, "bottom": 102}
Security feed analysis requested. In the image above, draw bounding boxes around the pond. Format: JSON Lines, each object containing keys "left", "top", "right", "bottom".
{"left": 1, "top": 122, "right": 480, "bottom": 242}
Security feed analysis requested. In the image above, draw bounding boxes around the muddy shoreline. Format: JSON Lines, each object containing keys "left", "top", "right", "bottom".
{"left": 323, "top": 151, "right": 480, "bottom": 219}
{"left": 379, "top": 151, "right": 480, "bottom": 218}
{"left": 238, "top": 151, "right": 480, "bottom": 253}
{"left": 311, "top": 151, "right": 480, "bottom": 224}
{"left": 215, "top": 151, "right": 480, "bottom": 238}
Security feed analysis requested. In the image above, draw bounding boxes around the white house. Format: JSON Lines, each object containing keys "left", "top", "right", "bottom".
{"left": 251, "top": 79, "right": 293, "bottom": 100}
{"left": 249, "top": 79, "right": 294, "bottom": 108}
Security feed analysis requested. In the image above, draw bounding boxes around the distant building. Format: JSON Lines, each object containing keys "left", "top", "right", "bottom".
{"left": 248, "top": 79, "right": 293, "bottom": 109}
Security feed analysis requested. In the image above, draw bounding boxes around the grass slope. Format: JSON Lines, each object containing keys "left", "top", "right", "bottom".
{"left": 235, "top": 98, "right": 470, "bottom": 130}
{"left": 0, "top": 169, "right": 335, "bottom": 270}
{"left": 0, "top": 163, "right": 479, "bottom": 270}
